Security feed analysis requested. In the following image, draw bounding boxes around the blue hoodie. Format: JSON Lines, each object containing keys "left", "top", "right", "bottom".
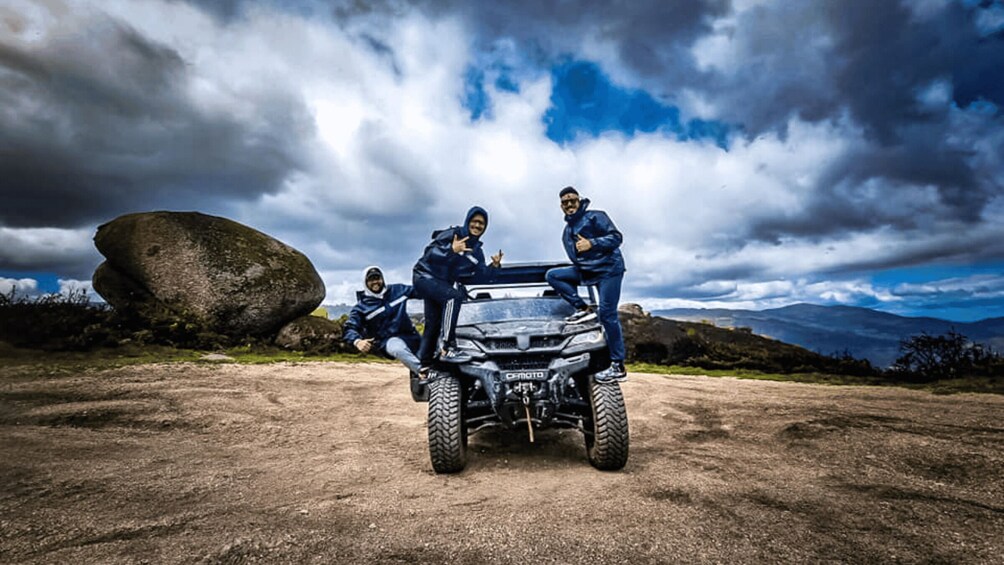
{"left": 562, "top": 198, "right": 625, "bottom": 284}
{"left": 343, "top": 267, "right": 420, "bottom": 354}
{"left": 413, "top": 206, "right": 497, "bottom": 284}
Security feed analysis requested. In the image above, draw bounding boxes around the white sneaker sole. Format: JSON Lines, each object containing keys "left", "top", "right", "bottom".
{"left": 565, "top": 312, "right": 598, "bottom": 324}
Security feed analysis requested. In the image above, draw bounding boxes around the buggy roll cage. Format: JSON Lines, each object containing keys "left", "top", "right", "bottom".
{"left": 457, "top": 261, "right": 598, "bottom": 304}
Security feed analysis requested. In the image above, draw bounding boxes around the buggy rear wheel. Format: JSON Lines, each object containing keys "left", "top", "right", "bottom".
{"left": 427, "top": 375, "right": 467, "bottom": 473}
{"left": 585, "top": 380, "right": 629, "bottom": 470}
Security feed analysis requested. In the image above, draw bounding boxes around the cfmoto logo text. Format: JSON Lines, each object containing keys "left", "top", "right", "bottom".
{"left": 505, "top": 371, "right": 546, "bottom": 380}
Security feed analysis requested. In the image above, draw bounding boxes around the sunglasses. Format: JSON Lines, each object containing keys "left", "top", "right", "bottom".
{"left": 560, "top": 197, "right": 580, "bottom": 206}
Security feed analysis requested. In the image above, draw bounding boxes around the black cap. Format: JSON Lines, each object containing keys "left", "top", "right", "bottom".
{"left": 365, "top": 267, "right": 383, "bottom": 280}
{"left": 559, "top": 186, "right": 579, "bottom": 198}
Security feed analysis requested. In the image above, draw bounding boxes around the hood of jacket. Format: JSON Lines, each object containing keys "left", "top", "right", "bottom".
{"left": 461, "top": 206, "right": 489, "bottom": 241}
{"left": 362, "top": 265, "right": 386, "bottom": 298}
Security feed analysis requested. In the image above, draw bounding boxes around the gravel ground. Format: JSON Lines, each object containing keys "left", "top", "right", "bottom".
{"left": 1, "top": 361, "right": 1002, "bottom": 564}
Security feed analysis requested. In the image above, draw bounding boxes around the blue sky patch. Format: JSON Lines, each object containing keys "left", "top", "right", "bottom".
{"left": 462, "top": 58, "right": 731, "bottom": 147}
{"left": 0, "top": 271, "right": 61, "bottom": 294}
{"left": 462, "top": 63, "right": 521, "bottom": 121}
{"left": 871, "top": 262, "right": 1004, "bottom": 286}
{"left": 543, "top": 60, "right": 730, "bottom": 148}
{"left": 462, "top": 66, "right": 491, "bottom": 120}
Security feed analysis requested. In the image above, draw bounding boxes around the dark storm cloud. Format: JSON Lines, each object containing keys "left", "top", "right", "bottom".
{"left": 0, "top": 229, "right": 102, "bottom": 279}
{"left": 428, "top": 0, "right": 730, "bottom": 95}
{"left": 668, "top": 1, "right": 1004, "bottom": 139}
{"left": 749, "top": 125, "right": 993, "bottom": 243}
{"left": 0, "top": 9, "right": 313, "bottom": 229}
{"left": 682, "top": 1, "right": 1004, "bottom": 249}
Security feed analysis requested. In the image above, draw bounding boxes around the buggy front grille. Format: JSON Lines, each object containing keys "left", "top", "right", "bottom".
{"left": 530, "top": 335, "right": 565, "bottom": 348}
{"left": 495, "top": 356, "right": 551, "bottom": 371}
{"left": 484, "top": 337, "right": 518, "bottom": 350}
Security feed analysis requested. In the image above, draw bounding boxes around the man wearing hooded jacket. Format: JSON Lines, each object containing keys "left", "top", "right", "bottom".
{"left": 413, "top": 206, "right": 503, "bottom": 372}
{"left": 546, "top": 186, "right": 627, "bottom": 383}
{"left": 343, "top": 266, "right": 422, "bottom": 374}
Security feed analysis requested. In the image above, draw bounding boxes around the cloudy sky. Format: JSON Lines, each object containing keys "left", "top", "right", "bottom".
{"left": 2, "top": 0, "right": 1003, "bottom": 321}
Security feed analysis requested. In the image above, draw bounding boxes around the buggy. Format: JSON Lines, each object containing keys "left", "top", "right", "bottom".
{"left": 411, "top": 262, "right": 629, "bottom": 473}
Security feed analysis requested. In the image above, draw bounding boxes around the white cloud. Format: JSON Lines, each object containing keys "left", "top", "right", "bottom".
{"left": 641, "top": 277, "right": 899, "bottom": 312}
{"left": 3, "top": 0, "right": 1001, "bottom": 322}
{"left": 57, "top": 278, "right": 94, "bottom": 299}
{"left": 40, "top": 2, "right": 998, "bottom": 308}
{"left": 916, "top": 78, "right": 953, "bottom": 109}
{"left": 975, "top": 4, "right": 1004, "bottom": 36}
{"left": 893, "top": 274, "right": 1004, "bottom": 299}
{"left": 0, "top": 277, "right": 38, "bottom": 296}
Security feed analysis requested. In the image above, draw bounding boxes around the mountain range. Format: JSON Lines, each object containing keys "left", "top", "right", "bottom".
{"left": 653, "top": 304, "right": 1004, "bottom": 368}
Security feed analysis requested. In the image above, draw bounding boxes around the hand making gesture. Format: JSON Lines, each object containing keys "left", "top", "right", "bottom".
{"left": 575, "top": 234, "right": 592, "bottom": 253}
{"left": 452, "top": 234, "right": 471, "bottom": 254}
{"left": 490, "top": 249, "right": 504, "bottom": 268}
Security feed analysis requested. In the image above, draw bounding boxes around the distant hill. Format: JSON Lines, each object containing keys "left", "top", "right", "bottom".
{"left": 618, "top": 309, "right": 876, "bottom": 376}
{"left": 654, "top": 303, "right": 1004, "bottom": 368}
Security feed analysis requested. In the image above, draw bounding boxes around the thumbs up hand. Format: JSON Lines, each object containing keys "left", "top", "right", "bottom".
{"left": 575, "top": 234, "right": 592, "bottom": 253}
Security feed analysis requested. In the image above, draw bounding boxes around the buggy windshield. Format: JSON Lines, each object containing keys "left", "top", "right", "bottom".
{"left": 457, "top": 297, "right": 576, "bottom": 326}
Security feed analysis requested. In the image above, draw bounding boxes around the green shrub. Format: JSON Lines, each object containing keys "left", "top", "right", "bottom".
{"left": 890, "top": 330, "right": 1003, "bottom": 382}
{"left": 0, "top": 287, "right": 240, "bottom": 351}
{"left": 0, "top": 288, "right": 116, "bottom": 350}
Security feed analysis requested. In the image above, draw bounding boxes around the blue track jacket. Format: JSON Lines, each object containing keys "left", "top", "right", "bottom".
{"left": 562, "top": 198, "right": 626, "bottom": 285}
{"left": 413, "top": 206, "right": 498, "bottom": 285}
{"left": 343, "top": 283, "right": 420, "bottom": 355}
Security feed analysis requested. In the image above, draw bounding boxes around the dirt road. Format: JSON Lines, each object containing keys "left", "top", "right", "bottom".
{"left": 1, "top": 362, "right": 1002, "bottom": 564}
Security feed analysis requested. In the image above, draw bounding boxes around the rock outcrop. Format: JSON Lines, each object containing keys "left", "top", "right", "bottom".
{"left": 275, "top": 315, "right": 345, "bottom": 353}
{"left": 93, "top": 211, "right": 325, "bottom": 336}
{"left": 618, "top": 305, "right": 688, "bottom": 364}
{"left": 618, "top": 303, "right": 646, "bottom": 316}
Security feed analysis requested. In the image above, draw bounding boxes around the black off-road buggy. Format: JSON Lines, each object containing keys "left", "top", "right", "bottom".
{"left": 410, "top": 262, "right": 629, "bottom": 473}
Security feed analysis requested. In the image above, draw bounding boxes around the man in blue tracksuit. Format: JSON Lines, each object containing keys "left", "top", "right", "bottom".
{"left": 546, "top": 186, "right": 627, "bottom": 383}
{"left": 343, "top": 266, "right": 422, "bottom": 374}
{"left": 413, "top": 206, "right": 503, "bottom": 372}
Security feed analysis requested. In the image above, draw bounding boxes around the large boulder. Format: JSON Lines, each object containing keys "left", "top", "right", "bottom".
{"left": 93, "top": 211, "right": 325, "bottom": 336}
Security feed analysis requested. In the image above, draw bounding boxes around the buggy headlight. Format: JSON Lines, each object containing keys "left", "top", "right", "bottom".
{"left": 456, "top": 338, "right": 481, "bottom": 351}
{"left": 569, "top": 330, "right": 604, "bottom": 346}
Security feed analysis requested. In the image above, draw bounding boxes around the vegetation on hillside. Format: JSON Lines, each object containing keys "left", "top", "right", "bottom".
{"left": 0, "top": 288, "right": 349, "bottom": 353}
{"left": 620, "top": 312, "right": 878, "bottom": 377}
{"left": 1, "top": 290, "right": 999, "bottom": 391}
{"left": 889, "top": 330, "right": 1003, "bottom": 382}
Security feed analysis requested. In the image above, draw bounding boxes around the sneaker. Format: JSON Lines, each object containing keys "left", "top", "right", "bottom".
{"left": 565, "top": 307, "right": 597, "bottom": 324}
{"left": 439, "top": 348, "right": 473, "bottom": 364}
{"left": 418, "top": 366, "right": 432, "bottom": 380}
{"left": 594, "top": 362, "right": 627, "bottom": 384}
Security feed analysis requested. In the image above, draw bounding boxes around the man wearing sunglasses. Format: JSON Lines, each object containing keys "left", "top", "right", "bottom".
{"left": 546, "top": 186, "right": 627, "bottom": 383}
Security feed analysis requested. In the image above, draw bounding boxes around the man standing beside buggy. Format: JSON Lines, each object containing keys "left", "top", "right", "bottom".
{"left": 343, "top": 266, "right": 422, "bottom": 375}
{"left": 546, "top": 186, "right": 627, "bottom": 383}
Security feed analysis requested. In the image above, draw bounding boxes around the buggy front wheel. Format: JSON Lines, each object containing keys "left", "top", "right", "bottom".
{"left": 427, "top": 375, "right": 467, "bottom": 473}
{"left": 584, "top": 380, "right": 629, "bottom": 470}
